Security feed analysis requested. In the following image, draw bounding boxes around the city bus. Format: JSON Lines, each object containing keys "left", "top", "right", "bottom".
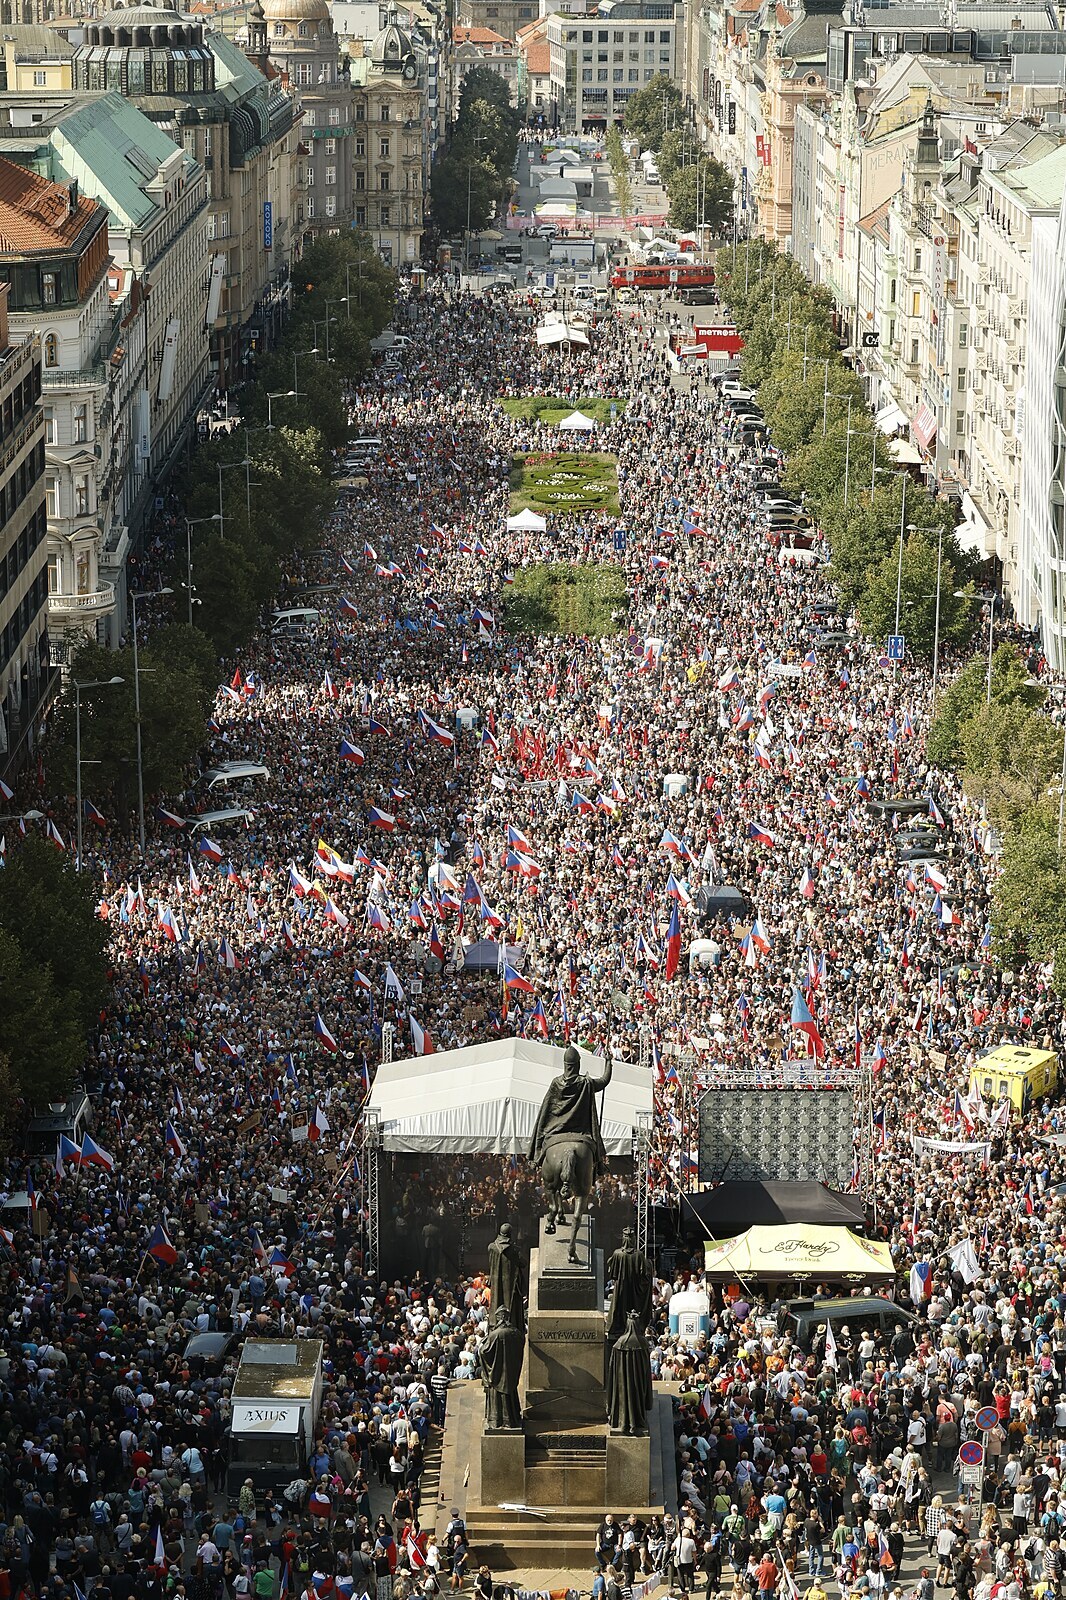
{"left": 609, "top": 263, "right": 716, "bottom": 292}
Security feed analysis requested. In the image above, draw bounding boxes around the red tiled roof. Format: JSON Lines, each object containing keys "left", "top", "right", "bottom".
{"left": 453, "top": 25, "right": 509, "bottom": 43}
{"left": 776, "top": 4, "right": 793, "bottom": 24}
{"left": 522, "top": 38, "right": 550, "bottom": 73}
{"left": 0, "top": 157, "right": 101, "bottom": 254}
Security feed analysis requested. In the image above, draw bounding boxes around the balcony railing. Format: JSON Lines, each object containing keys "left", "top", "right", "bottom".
{"left": 47, "top": 583, "right": 117, "bottom": 616}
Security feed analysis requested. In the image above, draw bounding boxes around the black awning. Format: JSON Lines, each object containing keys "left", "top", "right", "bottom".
{"left": 679, "top": 1181, "right": 866, "bottom": 1236}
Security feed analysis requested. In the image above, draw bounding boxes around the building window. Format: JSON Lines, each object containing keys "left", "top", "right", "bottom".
{"left": 43, "top": 406, "right": 55, "bottom": 446}
{"left": 379, "top": 137, "right": 390, "bottom": 158}
{"left": 329, "top": 105, "right": 340, "bottom": 123}
{"left": 355, "top": 170, "right": 365, "bottom": 190}
{"left": 74, "top": 474, "right": 90, "bottom": 517}
{"left": 204, "top": 127, "right": 212, "bottom": 156}
{"left": 356, "top": 205, "right": 366, "bottom": 225}
{"left": 76, "top": 548, "right": 90, "bottom": 593}
{"left": 47, "top": 477, "right": 59, "bottom": 517}
{"left": 325, "top": 137, "right": 336, "bottom": 154}
{"left": 47, "top": 555, "right": 59, "bottom": 593}
{"left": 33, "top": 69, "right": 46, "bottom": 85}
{"left": 306, "top": 194, "right": 314, "bottom": 217}
{"left": 380, "top": 171, "right": 390, "bottom": 191}
{"left": 298, "top": 20, "right": 309, "bottom": 33}
{"left": 959, "top": 324, "right": 968, "bottom": 347}
{"left": 356, "top": 136, "right": 365, "bottom": 156}
{"left": 326, "top": 165, "right": 336, "bottom": 185}
{"left": 582, "top": 67, "right": 593, "bottom": 80}
{"left": 355, "top": 103, "right": 365, "bottom": 120}
{"left": 381, "top": 101, "right": 390, "bottom": 120}
{"left": 73, "top": 403, "right": 88, "bottom": 443}
{"left": 41, "top": 273, "right": 56, "bottom": 310}
{"left": 613, "top": 67, "right": 623, "bottom": 79}
{"left": 274, "top": 20, "right": 284, "bottom": 32}
{"left": 325, "top": 196, "right": 336, "bottom": 217}
{"left": 914, "top": 249, "right": 922, "bottom": 270}
{"left": 910, "top": 338, "right": 919, "bottom": 364}
{"left": 380, "top": 205, "right": 390, "bottom": 226}
{"left": 911, "top": 291, "right": 920, "bottom": 316}
{"left": 43, "top": 333, "right": 58, "bottom": 367}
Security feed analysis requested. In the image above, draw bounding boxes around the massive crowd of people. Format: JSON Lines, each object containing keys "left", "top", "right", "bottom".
{"left": 3, "top": 179, "right": 1066, "bottom": 1600}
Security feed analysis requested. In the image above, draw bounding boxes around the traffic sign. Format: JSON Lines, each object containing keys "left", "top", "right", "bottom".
{"left": 613, "top": 529, "right": 627, "bottom": 552}
{"left": 975, "top": 1406, "right": 999, "bottom": 1432}
{"left": 959, "top": 1441, "right": 984, "bottom": 1466}
{"left": 886, "top": 634, "right": 906, "bottom": 661}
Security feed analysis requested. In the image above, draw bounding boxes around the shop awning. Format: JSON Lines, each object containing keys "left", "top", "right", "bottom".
{"left": 875, "top": 402, "right": 907, "bottom": 434}
{"left": 703, "top": 1222, "right": 895, "bottom": 1280}
{"left": 954, "top": 519, "right": 988, "bottom": 556}
{"left": 887, "top": 438, "right": 923, "bottom": 466}
{"left": 912, "top": 405, "right": 937, "bottom": 451}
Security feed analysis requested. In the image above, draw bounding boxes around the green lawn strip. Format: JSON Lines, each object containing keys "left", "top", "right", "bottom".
{"left": 499, "top": 396, "right": 628, "bottom": 426}
{"left": 509, "top": 451, "right": 620, "bottom": 515}
{"left": 502, "top": 561, "right": 628, "bottom": 637}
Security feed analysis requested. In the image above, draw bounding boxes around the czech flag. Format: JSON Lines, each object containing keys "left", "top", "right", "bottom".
{"left": 748, "top": 820, "right": 776, "bottom": 847}
{"left": 529, "top": 997, "right": 549, "bottom": 1037}
{"left": 309, "top": 1104, "right": 330, "bottom": 1141}
{"left": 798, "top": 866, "right": 815, "bottom": 899}
{"left": 367, "top": 807, "right": 396, "bottom": 831}
{"left": 909, "top": 1260, "right": 933, "bottom": 1301}
{"left": 157, "top": 808, "right": 186, "bottom": 829}
{"left": 664, "top": 903, "right": 682, "bottom": 982}
{"left": 79, "top": 1133, "right": 115, "bottom": 1172}
{"left": 790, "top": 987, "right": 825, "bottom": 1058}
{"left": 146, "top": 1223, "right": 177, "bottom": 1266}
{"left": 410, "top": 1015, "right": 435, "bottom": 1055}
{"left": 164, "top": 1120, "right": 186, "bottom": 1158}
{"left": 314, "top": 1013, "right": 339, "bottom": 1052}
{"left": 83, "top": 800, "right": 107, "bottom": 828}
{"left": 198, "top": 837, "right": 223, "bottom": 864}
{"left": 339, "top": 739, "right": 365, "bottom": 765}
{"left": 503, "top": 963, "right": 535, "bottom": 994}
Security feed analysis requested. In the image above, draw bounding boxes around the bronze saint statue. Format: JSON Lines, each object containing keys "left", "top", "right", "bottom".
{"left": 481, "top": 1306, "right": 524, "bottom": 1430}
{"left": 487, "top": 1222, "right": 525, "bottom": 1334}
{"left": 606, "top": 1225, "right": 653, "bottom": 1340}
{"left": 607, "top": 1310, "right": 653, "bottom": 1435}
{"left": 528, "top": 1044, "right": 612, "bottom": 1262}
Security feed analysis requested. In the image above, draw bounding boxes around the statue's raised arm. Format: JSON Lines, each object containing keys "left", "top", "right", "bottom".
{"left": 528, "top": 1044, "right": 611, "bottom": 1262}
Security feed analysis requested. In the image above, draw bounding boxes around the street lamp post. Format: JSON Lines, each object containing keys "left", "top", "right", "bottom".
{"left": 132, "top": 586, "right": 172, "bottom": 857}
{"left": 267, "top": 388, "right": 296, "bottom": 429}
{"left": 74, "top": 675, "right": 123, "bottom": 871}
{"left": 292, "top": 347, "right": 319, "bottom": 398}
{"left": 985, "top": 592, "right": 997, "bottom": 705}
{"left": 219, "top": 456, "right": 254, "bottom": 528}
{"left": 931, "top": 522, "right": 945, "bottom": 702}
{"left": 184, "top": 514, "right": 222, "bottom": 625}
{"left": 894, "top": 477, "right": 910, "bottom": 638}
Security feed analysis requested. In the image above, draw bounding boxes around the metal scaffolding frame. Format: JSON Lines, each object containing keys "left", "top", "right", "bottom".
{"left": 362, "top": 1106, "right": 381, "bottom": 1277}
{"left": 634, "top": 1108, "right": 654, "bottom": 1258}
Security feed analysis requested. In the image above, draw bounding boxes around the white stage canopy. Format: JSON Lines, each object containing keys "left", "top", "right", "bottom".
{"left": 558, "top": 410, "right": 597, "bottom": 431}
{"left": 535, "top": 322, "right": 591, "bottom": 348}
{"left": 366, "top": 1038, "right": 652, "bottom": 1156}
{"left": 506, "top": 508, "right": 547, "bottom": 531}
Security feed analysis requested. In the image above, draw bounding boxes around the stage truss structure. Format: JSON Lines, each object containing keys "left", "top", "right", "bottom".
{"left": 634, "top": 1108, "right": 654, "bottom": 1257}
{"left": 361, "top": 1106, "right": 381, "bottom": 1277}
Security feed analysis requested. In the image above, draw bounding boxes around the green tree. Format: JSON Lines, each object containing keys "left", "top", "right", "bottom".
{"left": 0, "top": 926, "right": 84, "bottom": 1104}
{"left": 991, "top": 803, "right": 1066, "bottom": 981}
{"left": 714, "top": 241, "right": 806, "bottom": 333}
{"left": 192, "top": 536, "right": 272, "bottom": 656}
{"left": 927, "top": 644, "right": 1044, "bottom": 769}
{"left": 605, "top": 125, "right": 632, "bottom": 216}
{"left": 430, "top": 151, "right": 500, "bottom": 237}
{"left": 855, "top": 530, "right": 977, "bottom": 660}
{"left": 147, "top": 622, "right": 220, "bottom": 707}
{"left": 666, "top": 157, "right": 732, "bottom": 234}
{"left": 622, "top": 74, "right": 683, "bottom": 152}
{"left": 958, "top": 700, "right": 1064, "bottom": 823}
{"left": 459, "top": 65, "right": 517, "bottom": 120}
{"left": 51, "top": 640, "right": 207, "bottom": 805}
{"left": 0, "top": 836, "right": 109, "bottom": 1037}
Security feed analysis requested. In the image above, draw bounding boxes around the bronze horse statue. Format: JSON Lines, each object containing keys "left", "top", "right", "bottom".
{"left": 528, "top": 1045, "right": 613, "bottom": 1263}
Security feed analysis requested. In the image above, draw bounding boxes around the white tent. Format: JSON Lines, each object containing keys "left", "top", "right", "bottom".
{"left": 535, "top": 322, "right": 590, "bottom": 348}
{"left": 366, "top": 1037, "right": 652, "bottom": 1156}
{"left": 558, "top": 410, "right": 597, "bottom": 431}
{"left": 506, "top": 508, "right": 547, "bottom": 532}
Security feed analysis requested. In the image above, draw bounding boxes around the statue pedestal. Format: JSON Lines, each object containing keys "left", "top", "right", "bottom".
{"left": 480, "top": 1428, "right": 525, "bottom": 1502}
{"left": 606, "top": 1428, "right": 652, "bottom": 1504}
{"left": 522, "top": 1215, "right": 605, "bottom": 1424}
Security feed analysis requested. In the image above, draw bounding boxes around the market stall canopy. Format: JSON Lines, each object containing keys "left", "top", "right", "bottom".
{"left": 462, "top": 938, "right": 525, "bottom": 972}
{"left": 366, "top": 1038, "right": 652, "bottom": 1156}
{"left": 506, "top": 508, "right": 547, "bottom": 532}
{"left": 703, "top": 1221, "right": 895, "bottom": 1279}
{"left": 535, "top": 322, "right": 591, "bottom": 348}
{"left": 558, "top": 410, "right": 597, "bottom": 431}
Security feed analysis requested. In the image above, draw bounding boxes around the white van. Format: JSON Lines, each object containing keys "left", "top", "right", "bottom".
{"left": 272, "top": 607, "right": 320, "bottom": 638}
{"left": 203, "top": 762, "right": 270, "bottom": 790}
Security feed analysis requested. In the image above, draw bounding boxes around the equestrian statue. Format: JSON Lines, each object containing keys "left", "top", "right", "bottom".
{"left": 528, "top": 1044, "right": 612, "bottom": 1262}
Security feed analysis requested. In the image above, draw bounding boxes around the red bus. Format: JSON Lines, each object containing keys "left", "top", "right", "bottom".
{"left": 609, "top": 263, "right": 716, "bottom": 291}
